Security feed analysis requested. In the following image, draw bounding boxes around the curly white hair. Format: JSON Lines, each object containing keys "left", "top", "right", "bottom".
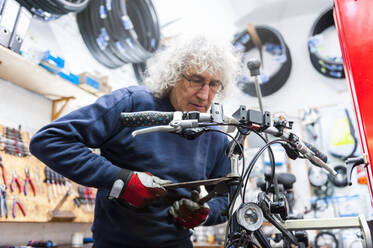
{"left": 144, "top": 34, "right": 242, "bottom": 99}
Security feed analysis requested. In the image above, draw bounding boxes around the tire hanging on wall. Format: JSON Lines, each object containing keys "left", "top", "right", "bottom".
{"left": 308, "top": 6, "right": 345, "bottom": 79}
{"left": 76, "top": 0, "right": 160, "bottom": 69}
{"left": 233, "top": 25, "right": 292, "bottom": 97}
{"left": 16, "top": 0, "right": 90, "bottom": 21}
{"left": 132, "top": 62, "right": 147, "bottom": 85}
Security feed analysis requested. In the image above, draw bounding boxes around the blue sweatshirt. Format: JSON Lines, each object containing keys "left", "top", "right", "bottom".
{"left": 30, "top": 86, "right": 230, "bottom": 247}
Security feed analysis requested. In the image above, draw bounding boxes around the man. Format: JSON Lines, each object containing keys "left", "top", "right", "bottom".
{"left": 30, "top": 35, "right": 242, "bottom": 247}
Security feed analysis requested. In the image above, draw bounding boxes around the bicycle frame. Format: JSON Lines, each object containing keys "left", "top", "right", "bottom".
{"left": 120, "top": 103, "right": 371, "bottom": 248}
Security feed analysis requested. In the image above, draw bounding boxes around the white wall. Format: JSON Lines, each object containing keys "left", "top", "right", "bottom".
{"left": 0, "top": 0, "right": 369, "bottom": 245}
{"left": 0, "top": 0, "right": 239, "bottom": 245}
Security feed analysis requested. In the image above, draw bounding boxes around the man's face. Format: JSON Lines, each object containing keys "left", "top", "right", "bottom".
{"left": 169, "top": 70, "right": 222, "bottom": 113}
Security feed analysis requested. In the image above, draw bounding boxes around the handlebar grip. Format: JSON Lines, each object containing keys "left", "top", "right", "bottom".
{"left": 304, "top": 141, "right": 328, "bottom": 163}
{"left": 120, "top": 111, "right": 174, "bottom": 127}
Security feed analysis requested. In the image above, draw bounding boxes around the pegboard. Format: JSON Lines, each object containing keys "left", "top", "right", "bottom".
{"left": 0, "top": 125, "right": 94, "bottom": 223}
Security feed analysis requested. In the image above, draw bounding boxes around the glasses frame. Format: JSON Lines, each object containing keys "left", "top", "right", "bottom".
{"left": 181, "top": 74, "right": 224, "bottom": 93}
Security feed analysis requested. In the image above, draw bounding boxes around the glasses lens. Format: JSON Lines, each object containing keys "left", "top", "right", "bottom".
{"left": 190, "top": 80, "right": 204, "bottom": 89}
{"left": 184, "top": 74, "right": 223, "bottom": 92}
{"left": 209, "top": 81, "right": 221, "bottom": 92}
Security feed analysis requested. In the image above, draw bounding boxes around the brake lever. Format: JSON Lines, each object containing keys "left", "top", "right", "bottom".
{"left": 132, "top": 126, "right": 181, "bottom": 137}
{"left": 132, "top": 119, "right": 200, "bottom": 137}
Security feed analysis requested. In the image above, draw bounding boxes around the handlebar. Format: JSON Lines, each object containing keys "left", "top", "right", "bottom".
{"left": 120, "top": 111, "right": 213, "bottom": 127}
{"left": 263, "top": 127, "right": 336, "bottom": 176}
{"left": 120, "top": 111, "right": 175, "bottom": 127}
{"left": 120, "top": 104, "right": 336, "bottom": 176}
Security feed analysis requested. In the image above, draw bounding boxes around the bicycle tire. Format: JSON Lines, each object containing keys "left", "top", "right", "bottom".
{"left": 53, "top": 0, "right": 90, "bottom": 13}
{"left": 314, "top": 231, "right": 339, "bottom": 248}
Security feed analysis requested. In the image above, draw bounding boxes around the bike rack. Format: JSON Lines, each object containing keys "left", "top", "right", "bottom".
{"left": 273, "top": 215, "right": 372, "bottom": 248}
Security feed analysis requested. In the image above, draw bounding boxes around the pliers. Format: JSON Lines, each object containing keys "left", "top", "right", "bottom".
{"left": 10, "top": 169, "right": 21, "bottom": 193}
{"left": 0, "top": 156, "right": 6, "bottom": 188}
{"left": 24, "top": 168, "right": 36, "bottom": 196}
{"left": 12, "top": 196, "right": 26, "bottom": 218}
{"left": 0, "top": 184, "right": 8, "bottom": 218}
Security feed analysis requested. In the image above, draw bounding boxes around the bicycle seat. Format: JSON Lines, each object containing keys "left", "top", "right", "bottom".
{"left": 257, "top": 172, "right": 296, "bottom": 191}
{"left": 276, "top": 173, "right": 296, "bottom": 190}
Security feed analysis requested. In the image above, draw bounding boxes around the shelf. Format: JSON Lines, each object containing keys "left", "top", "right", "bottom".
{"left": 0, "top": 45, "right": 98, "bottom": 110}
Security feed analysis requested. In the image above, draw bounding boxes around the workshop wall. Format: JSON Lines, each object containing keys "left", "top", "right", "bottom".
{"left": 0, "top": 0, "right": 370, "bottom": 245}
{"left": 0, "top": 0, "right": 238, "bottom": 245}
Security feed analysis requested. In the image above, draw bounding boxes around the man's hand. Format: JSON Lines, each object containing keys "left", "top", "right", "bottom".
{"left": 169, "top": 191, "right": 210, "bottom": 229}
{"left": 119, "top": 171, "right": 171, "bottom": 208}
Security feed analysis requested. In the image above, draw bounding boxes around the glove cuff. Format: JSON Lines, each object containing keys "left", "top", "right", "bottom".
{"left": 117, "top": 168, "right": 133, "bottom": 190}
{"left": 107, "top": 169, "right": 133, "bottom": 199}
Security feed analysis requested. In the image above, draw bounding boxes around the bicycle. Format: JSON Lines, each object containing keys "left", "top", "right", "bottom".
{"left": 119, "top": 102, "right": 372, "bottom": 248}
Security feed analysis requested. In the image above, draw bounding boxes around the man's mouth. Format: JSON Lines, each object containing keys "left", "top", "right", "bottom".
{"left": 190, "top": 103, "right": 206, "bottom": 112}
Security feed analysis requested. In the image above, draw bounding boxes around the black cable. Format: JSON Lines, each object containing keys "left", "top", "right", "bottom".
{"left": 242, "top": 139, "right": 288, "bottom": 202}
{"left": 89, "top": 0, "right": 126, "bottom": 66}
{"left": 76, "top": 0, "right": 125, "bottom": 68}
{"left": 250, "top": 129, "right": 277, "bottom": 196}
{"left": 204, "top": 128, "right": 246, "bottom": 247}
{"left": 101, "top": 0, "right": 138, "bottom": 63}
{"left": 34, "top": 0, "right": 69, "bottom": 15}
{"left": 17, "top": 0, "right": 89, "bottom": 16}
{"left": 116, "top": 0, "right": 159, "bottom": 62}
{"left": 133, "top": 62, "right": 147, "bottom": 84}
{"left": 329, "top": 108, "right": 358, "bottom": 160}
{"left": 53, "top": 0, "right": 90, "bottom": 13}
{"left": 16, "top": 0, "right": 63, "bottom": 21}
{"left": 76, "top": 4, "right": 118, "bottom": 68}
{"left": 109, "top": 0, "right": 143, "bottom": 63}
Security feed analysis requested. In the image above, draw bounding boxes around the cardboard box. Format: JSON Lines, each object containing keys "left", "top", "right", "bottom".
{"left": 78, "top": 72, "right": 100, "bottom": 94}
{"left": 95, "top": 76, "right": 112, "bottom": 96}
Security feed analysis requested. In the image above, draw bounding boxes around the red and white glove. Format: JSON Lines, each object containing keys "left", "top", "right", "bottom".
{"left": 169, "top": 192, "right": 210, "bottom": 229}
{"left": 118, "top": 170, "right": 171, "bottom": 208}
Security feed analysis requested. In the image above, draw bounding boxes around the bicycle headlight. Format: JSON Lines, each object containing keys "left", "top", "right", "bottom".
{"left": 236, "top": 202, "right": 264, "bottom": 232}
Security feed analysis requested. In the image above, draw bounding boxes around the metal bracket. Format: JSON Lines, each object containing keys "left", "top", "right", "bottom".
{"left": 51, "top": 96, "right": 75, "bottom": 121}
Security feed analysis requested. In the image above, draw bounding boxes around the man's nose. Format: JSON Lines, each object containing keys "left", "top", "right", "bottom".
{"left": 196, "top": 84, "right": 210, "bottom": 101}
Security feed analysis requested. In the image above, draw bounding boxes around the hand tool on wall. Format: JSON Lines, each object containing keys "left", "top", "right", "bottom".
{"left": 10, "top": 169, "right": 21, "bottom": 193}
{"left": 24, "top": 168, "right": 36, "bottom": 196}
{"left": 44, "top": 167, "right": 52, "bottom": 201}
{"left": 84, "top": 187, "right": 91, "bottom": 211}
{"left": 77, "top": 186, "right": 90, "bottom": 211}
{"left": 33, "top": 169, "right": 43, "bottom": 194}
{"left": 0, "top": 184, "right": 8, "bottom": 218}
{"left": 55, "top": 173, "right": 62, "bottom": 194}
{"left": 12, "top": 196, "right": 26, "bottom": 218}
{"left": 88, "top": 187, "right": 94, "bottom": 208}
{"left": 0, "top": 135, "right": 28, "bottom": 149}
{"left": 46, "top": 167, "right": 57, "bottom": 198}
{"left": 0, "top": 156, "right": 7, "bottom": 188}
{"left": 4, "top": 126, "right": 23, "bottom": 141}
{"left": 50, "top": 169, "right": 59, "bottom": 196}
{"left": 48, "top": 182, "right": 76, "bottom": 221}
{"left": 73, "top": 197, "right": 81, "bottom": 207}
{"left": 58, "top": 174, "right": 66, "bottom": 193}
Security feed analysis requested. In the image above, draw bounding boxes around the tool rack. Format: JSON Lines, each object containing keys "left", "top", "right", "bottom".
{"left": 0, "top": 124, "right": 95, "bottom": 223}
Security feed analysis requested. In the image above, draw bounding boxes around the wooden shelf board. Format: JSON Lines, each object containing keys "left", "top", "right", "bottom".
{"left": 0, "top": 45, "right": 97, "bottom": 107}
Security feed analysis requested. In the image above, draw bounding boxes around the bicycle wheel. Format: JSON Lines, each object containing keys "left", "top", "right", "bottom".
{"left": 315, "top": 231, "right": 339, "bottom": 248}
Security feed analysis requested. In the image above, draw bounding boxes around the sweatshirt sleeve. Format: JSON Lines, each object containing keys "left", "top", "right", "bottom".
{"left": 204, "top": 135, "right": 231, "bottom": 226}
{"left": 29, "top": 88, "right": 133, "bottom": 190}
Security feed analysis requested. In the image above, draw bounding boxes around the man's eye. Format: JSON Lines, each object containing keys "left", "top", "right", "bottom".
{"left": 191, "top": 78, "right": 204, "bottom": 84}
{"left": 210, "top": 82, "right": 219, "bottom": 87}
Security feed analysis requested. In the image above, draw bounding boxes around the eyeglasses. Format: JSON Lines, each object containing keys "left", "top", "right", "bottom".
{"left": 182, "top": 74, "right": 224, "bottom": 93}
